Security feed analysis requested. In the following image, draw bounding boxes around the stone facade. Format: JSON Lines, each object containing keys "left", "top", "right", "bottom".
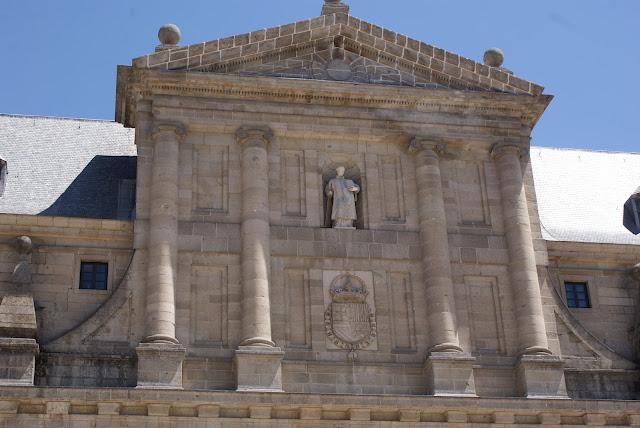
{"left": 1, "top": 1, "right": 639, "bottom": 426}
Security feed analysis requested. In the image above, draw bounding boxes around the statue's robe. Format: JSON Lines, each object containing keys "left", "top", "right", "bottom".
{"left": 325, "top": 176, "right": 359, "bottom": 223}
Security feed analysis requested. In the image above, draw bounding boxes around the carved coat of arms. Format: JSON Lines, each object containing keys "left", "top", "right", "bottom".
{"left": 324, "top": 274, "right": 377, "bottom": 353}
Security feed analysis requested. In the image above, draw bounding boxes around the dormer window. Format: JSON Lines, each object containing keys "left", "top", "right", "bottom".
{"left": 0, "top": 159, "right": 6, "bottom": 197}
{"left": 623, "top": 186, "right": 640, "bottom": 235}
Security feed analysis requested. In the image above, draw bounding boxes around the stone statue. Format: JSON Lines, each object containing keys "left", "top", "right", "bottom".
{"left": 325, "top": 166, "right": 360, "bottom": 229}
{"left": 10, "top": 235, "right": 33, "bottom": 286}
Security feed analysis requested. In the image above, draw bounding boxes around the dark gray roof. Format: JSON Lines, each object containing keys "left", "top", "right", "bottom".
{"left": 0, "top": 114, "right": 136, "bottom": 220}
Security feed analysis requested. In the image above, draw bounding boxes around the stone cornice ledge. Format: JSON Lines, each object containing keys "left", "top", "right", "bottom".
{"left": 0, "top": 387, "right": 639, "bottom": 423}
{"left": 116, "top": 66, "right": 552, "bottom": 129}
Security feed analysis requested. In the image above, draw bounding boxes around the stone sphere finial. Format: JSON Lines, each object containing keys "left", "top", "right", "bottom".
{"left": 158, "top": 23, "right": 181, "bottom": 46}
{"left": 13, "top": 236, "right": 33, "bottom": 255}
{"left": 631, "top": 263, "right": 640, "bottom": 282}
{"left": 483, "top": 47, "right": 504, "bottom": 68}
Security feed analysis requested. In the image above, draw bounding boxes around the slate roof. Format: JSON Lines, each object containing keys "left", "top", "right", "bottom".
{"left": 0, "top": 114, "right": 136, "bottom": 220}
{"left": 1, "top": 115, "right": 638, "bottom": 245}
{"left": 531, "top": 147, "right": 640, "bottom": 246}
{"left": 132, "top": 10, "right": 543, "bottom": 95}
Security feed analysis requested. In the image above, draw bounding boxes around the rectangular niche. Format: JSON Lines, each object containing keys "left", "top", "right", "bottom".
{"left": 379, "top": 155, "right": 406, "bottom": 223}
{"left": 281, "top": 150, "right": 307, "bottom": 218}
{"left": 387, "top": 272, "right": 416, "bottom": 351}
{"left": 465, "top": 276, "right": 505, "bottom": 355}
{"left": 284, "top": 268, "right": 311, "bottom": 348}
{"left": 190, "top": 265, "right": 228, "bottom": 346}
{"left": 454, "top": 161, "right": 491, "bottom": 226}
{"left": 193, "top": 145, "right": 229, "bottom": 213}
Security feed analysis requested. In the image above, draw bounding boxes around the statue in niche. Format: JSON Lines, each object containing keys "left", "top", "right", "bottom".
{"left": 325, "top": 166, "right": 360, "bottom": 229}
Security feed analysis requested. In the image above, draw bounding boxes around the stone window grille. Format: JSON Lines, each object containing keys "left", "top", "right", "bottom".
{"left": 564, "top": 281, "right": 591, "bottom": 308}
{"left": 79, "top": 261, "right": 109, "bottom": 290}
{"left": 0, "top": 159, "right": 6, "bottom": 197}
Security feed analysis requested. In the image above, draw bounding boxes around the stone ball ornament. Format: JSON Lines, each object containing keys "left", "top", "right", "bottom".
{"left": 483, "top": 47, "right": 504, "bottom": 68}
{"left": 632, "top": 263, "right": 640, "bottom": 282}
{"left": 158, "top": 23, "right": 181, "bottom": 46}
{"left": 13, "top": 235, "right": 33, "bottom": 255}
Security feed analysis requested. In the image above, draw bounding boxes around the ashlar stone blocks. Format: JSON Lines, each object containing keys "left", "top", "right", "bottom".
{"left": 0, "top": 295, "right": 38, "bottom": 386}
{"left": 235, "top": 346, "right": 285, "bottom": 392}
{"left": 425, "top": 352, "right": 476, "bottom": 397}
{"left": 516, "top": 354, "right": 568, "bottom": 398}
{"left": 136, "top": 343, "right": 186, "bottom": 389}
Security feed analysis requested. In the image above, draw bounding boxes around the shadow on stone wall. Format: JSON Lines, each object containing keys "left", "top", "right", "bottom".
{"left": 39, "top": 156, "right": 136, "bottom": 220}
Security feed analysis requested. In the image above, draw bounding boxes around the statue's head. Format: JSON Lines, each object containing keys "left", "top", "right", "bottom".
{"left": 336, "top": 166, "right": 345, "bottom": 177}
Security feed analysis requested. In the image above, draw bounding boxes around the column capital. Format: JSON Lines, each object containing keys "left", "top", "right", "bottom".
{"left": 151, "top": 122, "right": 186, "bottom": 141}
{"left": 490, "top": 141, "right": 527, "bottom": 159}
{"left": 236, "top": 126, "right": 274, "bottom": 148}
{"left": 408, "top": 137, "right": 446, "bottom": 156}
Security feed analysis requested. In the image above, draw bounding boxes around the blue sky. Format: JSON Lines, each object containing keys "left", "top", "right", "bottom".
{"left": 1, "top": 0, "right": 638, "bottom": 152}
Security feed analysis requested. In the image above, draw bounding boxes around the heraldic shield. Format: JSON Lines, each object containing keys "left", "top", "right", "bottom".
{"left": 324, "top": 274, "right": 377, "bottom": 351}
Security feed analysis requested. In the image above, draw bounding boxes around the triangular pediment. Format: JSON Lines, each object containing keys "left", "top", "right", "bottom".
{"left": 132, "top": 11, "right": 543, "bottom": 95}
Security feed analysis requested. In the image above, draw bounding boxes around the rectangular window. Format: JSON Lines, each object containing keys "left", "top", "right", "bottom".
{"left": 564, "top": 282, "right": 590, "bottom": 308}
{"left": 79, "top": 262, "right": 108, "bottom": 290}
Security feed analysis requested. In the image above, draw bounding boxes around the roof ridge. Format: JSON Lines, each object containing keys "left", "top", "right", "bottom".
{"left": 0, "top": 113, "right": 120, "bottom": 124}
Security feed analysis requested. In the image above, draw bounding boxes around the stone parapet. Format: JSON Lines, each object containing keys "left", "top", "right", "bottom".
{"left": 0, "top": 387, "right": 639, "bottom": 426}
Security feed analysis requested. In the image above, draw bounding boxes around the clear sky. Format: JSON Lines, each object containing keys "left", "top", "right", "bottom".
{"left": 1, "top": 0, "right": 638, "bottom": 152}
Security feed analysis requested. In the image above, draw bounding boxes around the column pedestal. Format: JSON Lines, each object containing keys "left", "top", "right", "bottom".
{"left": 516, "top": 354, "right": 568, "bottom": 398}
{"left": 136, "top": 343, "right": 186, "bottom": 389}
{"left": 235, "top": 346, "right": 284, "bottom": 392}
{"left": 425, "top": 352, "right": 476, "bottom": 396}
{"left": 0, "top": 294, "right": 38, "bottom": 386}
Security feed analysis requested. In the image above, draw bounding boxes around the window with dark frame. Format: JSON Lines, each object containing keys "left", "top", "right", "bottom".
{"left": 564, "top": 282, "right": 591, "bottom": 308}
{"left": 79, "top": 262, "right": 108, "bottom": 290}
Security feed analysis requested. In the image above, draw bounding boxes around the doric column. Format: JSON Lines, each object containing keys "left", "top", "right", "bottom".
{"left": 237, "top": 127, "right": 276, "bottom": 347}
{"left": 491, "top": 142, "right": 550, "bottom": 356}
{"left": 410, "top": 139, "right": 462, "bottom": 353}
{"left": 143, "top": 122, "right": 185, "bottom": 344}
{"left": 410, "top": 138, "right": 475, "bottom": 397}
{"left": 136, "top": 122, "right": 186, "bottom": 389}
{"left": 234, "top": 126, "right": 283, "bottom": 392}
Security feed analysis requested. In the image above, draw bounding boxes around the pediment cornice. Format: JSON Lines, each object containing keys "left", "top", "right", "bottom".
{"left": 116, "top": 66, "right": 551, "bottom": 130}
{"left": 130, "top": 12, "right": 545, "bottom": 97}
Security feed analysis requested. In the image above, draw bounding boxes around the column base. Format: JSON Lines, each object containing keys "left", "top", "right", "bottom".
{"left": 235, "top": 346, "right": 284, "bottom": 392}
{"left": 136, "top": 342, "right": 186, "bottom": 389}
{"left": 425, "top": 352, "right": 476, "bottom": 397}
{"left": 0, "top": 338, "right": 39, "bottom": 386}
{"left": 516, "top": 354, "right": 568, "bottom": 398}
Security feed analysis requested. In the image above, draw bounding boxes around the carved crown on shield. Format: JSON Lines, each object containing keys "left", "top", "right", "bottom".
{"left": 329, "top": 274, "right": 368, "bottom": 303}
{"left": 325, "top": 274, "right": 377, "bottom": 353}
